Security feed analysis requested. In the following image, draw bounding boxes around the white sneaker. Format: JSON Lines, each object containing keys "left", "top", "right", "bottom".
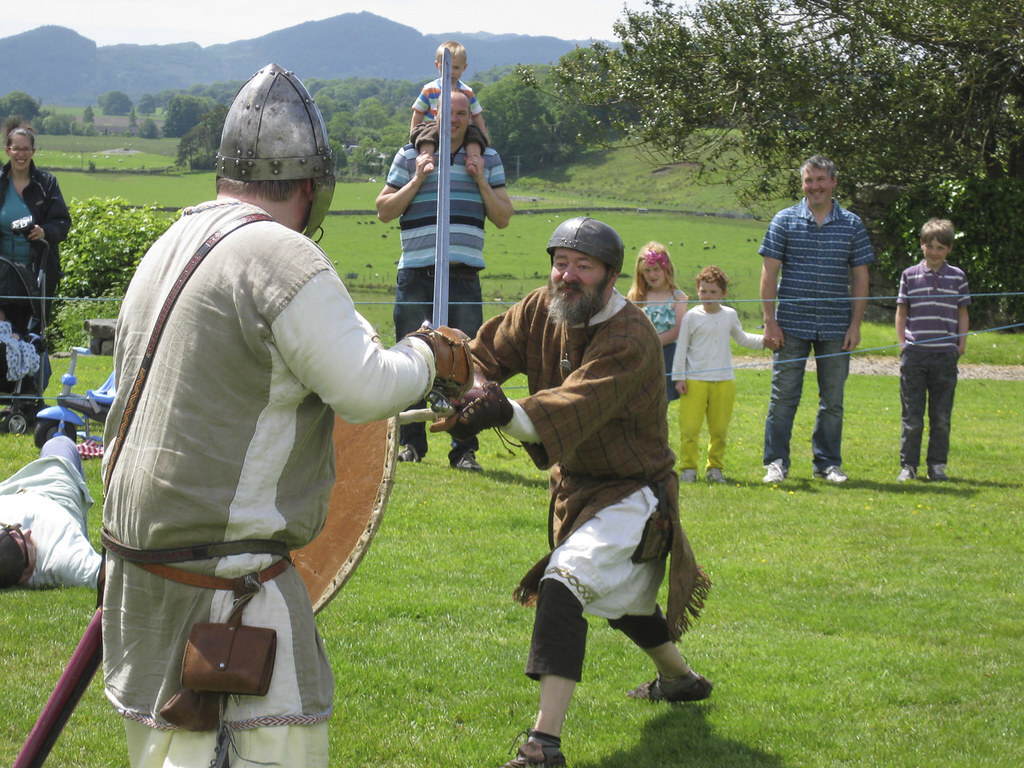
{"left": 705, "top": 468, "right": 726, "bottom": 484}
{"left": 762, "top": 459, "right": 787, "bottom": 484}
{"left": 680, "top": 468, "right": 697, "bottom": 483}
{"left": 813, "top": 465, "right": 848, "bottom": 483}
{"left": 896, "top": 466, "right": 916, "bottom": 482}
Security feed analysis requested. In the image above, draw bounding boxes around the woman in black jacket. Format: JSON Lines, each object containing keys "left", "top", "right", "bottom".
{"left": 0, "top": 119, "right": 71, "bottom": 333}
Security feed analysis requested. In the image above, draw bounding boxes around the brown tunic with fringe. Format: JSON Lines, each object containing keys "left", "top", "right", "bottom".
{"left": 471, "top": 287, "right": 710, "bottom": 640}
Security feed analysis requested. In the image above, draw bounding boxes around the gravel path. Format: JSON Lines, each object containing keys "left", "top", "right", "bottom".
{"left": 818, "top": 355, "right": 1024, "bottom": 381}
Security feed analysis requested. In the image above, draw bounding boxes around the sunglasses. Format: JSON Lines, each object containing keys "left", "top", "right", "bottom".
{"left": 2, "top": 524, "right": 31, "bottom": 571}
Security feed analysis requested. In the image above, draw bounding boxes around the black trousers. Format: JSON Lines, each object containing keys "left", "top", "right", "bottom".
{"left": 525, "top": 579, "right": 672, "bottom": 682}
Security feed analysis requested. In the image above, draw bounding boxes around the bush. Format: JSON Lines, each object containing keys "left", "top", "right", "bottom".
{"left": 49, "top": 198, "right": 173, "bottom": 350}
{"left": 48, "top": 296, "right": 121, "bottom": 351}
{"left": 877, "top": 178, "right": 1024, "bottom": 328}
{"left": 59, "top": 197, "right": 173, "bottom": 299}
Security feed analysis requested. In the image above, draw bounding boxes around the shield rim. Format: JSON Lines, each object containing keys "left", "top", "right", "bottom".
{"left": 290, "top": 414, "right": 397, "bottom": 614}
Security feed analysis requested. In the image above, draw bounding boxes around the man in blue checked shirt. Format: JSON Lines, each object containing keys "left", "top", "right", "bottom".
{"left": 376, "top": 90, "right": 514, "bottom": 473}
{"left": 758, "top": 155, "right": 874, "bottom": 485}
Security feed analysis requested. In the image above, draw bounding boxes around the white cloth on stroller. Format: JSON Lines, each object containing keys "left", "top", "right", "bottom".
{"left": 1, "top": 319, "right": 40, "bottom": 381}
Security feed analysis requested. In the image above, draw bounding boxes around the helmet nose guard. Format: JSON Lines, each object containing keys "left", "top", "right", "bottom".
{"left": 216, "top": 63, "right": 336, "bottom": 236}
{"left": 546, "top": 217, "right": 624, "bottom": 273}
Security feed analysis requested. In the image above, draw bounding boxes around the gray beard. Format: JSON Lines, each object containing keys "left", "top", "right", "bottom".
{"left": 547, "top": 278, "right": 607, "bottom": 326}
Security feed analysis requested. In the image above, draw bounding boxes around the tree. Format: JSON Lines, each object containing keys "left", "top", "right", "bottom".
{"left": 137, "top": 93, "right": 157, "bottom": 115}
{"left": 0, "top": 91, "right": 40, "bottom": 122}
{"left": 162, "top": 94, "right": 214, "bottom": 138}
{"left": 175, "top": 104, "right": 228, "bottom": 170}
{"left": 39, "top": 113, "right": 74, "bottom": 135}
{"left": 353, "top": 97, "right": 392, "bottom": 131}
{"left": 83, "top": 105, "right": 94, "bottom": 124}
{"left": 138, "top": 118, "right": 159, "bottom": 139}
{"left": 98, "top": 90, "right": 133, "bottom": 116}
{"left": 547, "top": 0, "right": 1024, "bottom": 202}
{"left": 483, "top": 73, "right": 589, "bottom": 170}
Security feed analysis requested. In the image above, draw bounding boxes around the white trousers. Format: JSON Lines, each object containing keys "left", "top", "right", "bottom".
{"left": 544, "top": 485, "right": 665, "bottom": 619}
{"left": 124, "top": 720, "right": 328, "bottom": 768}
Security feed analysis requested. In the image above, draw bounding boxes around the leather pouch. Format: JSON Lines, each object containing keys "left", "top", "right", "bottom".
{"left": 180, "top": 619, "right": 277, "bottom": 696}
{"left": 631, "top": 484, "right": 674, "bottom": 563}
{"left": 159, "top": 687, "right": 222, "bottom": 731}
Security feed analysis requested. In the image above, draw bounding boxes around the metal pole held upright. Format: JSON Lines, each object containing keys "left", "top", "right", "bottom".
{"left": 432, "top": 48, "right": 452, "bottom": 329}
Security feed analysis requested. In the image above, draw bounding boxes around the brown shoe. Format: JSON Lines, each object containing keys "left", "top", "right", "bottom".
{"left": 501, "top": 737, "right": 566, "bottom": 767}
{"left": 628, "top": 671, "right": 713, "bottom": 702}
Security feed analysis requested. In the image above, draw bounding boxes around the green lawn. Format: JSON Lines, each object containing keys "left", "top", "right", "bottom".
{"left": 2, "top": 368, "right": 1022, "bottom": 767}
{"left": 3, "top": 144, "right": 1022, "bottom": 767}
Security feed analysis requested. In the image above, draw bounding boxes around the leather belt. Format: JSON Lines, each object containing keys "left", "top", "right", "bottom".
{"left": 135, "top": 558, "right": 291, "bottom": 596}
{"left": 101, "top": 527, "right": 290, "bottom": 564}
{"left": 100, "top": 527, "right": 293, "bottom": 596}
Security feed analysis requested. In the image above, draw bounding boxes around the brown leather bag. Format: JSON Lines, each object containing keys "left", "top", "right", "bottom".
{"left": 631, "top": 482, "right": 674, "bottom": 563}
{"left": 159, "top": 688, "right": 222, "bottom": 731}
{"left": 180, "top": 612, "right": 276, "bottom": 697}
{"left": 159, "top": 593, "right": 277, "bottom": 731}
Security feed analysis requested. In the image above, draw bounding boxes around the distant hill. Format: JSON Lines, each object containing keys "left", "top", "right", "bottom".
{"left": 0, "top": 12, "right": 598, "bottom": 105}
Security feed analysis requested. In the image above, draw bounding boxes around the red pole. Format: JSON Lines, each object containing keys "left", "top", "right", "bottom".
{"left": 14, "top": 607, "right": 103, "bottom": 768}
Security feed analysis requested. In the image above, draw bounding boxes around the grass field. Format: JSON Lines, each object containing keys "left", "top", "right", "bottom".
{"left": 2, "top": 367, "right": 1022, "bottom": 767}
{"left": 2, "top": 144, "right": 1022, "bottom": 767}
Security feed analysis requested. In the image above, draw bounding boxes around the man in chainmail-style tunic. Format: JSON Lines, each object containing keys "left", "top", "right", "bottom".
{"left": 435, "top": 217, "right": 713, "bottom": 768}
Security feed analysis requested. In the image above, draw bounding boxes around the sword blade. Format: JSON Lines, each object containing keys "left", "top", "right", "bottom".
{"left": 432, "top": 47, "right": 452, "bottom": 328}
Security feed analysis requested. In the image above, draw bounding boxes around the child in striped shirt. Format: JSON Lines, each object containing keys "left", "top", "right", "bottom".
{"left": 895, "top": 218, "right": 970, "bottom": 482}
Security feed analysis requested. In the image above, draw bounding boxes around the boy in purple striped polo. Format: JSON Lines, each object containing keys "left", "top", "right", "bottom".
{"left": 895, "top": 218, "right": 970, "bottom": 482}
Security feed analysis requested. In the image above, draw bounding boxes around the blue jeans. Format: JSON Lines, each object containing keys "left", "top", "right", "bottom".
{"left": 899, "top": 347, "right": 958, "bottom": 468}
{"left": 40, "top": 435, "right": 85, "bottom": 480}
{"left": 763, "top": 336, "right": 849, "bottom": 471}
{"left": 393, "top": 265, "right": 483, "bottom": 462}
{"left": 662, "top": 343, "right": 679, "bottom": 403}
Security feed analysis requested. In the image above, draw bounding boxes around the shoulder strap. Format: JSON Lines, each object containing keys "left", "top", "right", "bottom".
{"left": 104, "top": 212, "right": 271, "bottom": 490}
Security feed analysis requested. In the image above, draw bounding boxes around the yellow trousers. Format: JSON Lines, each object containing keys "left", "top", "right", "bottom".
{"left": 677, "top": 379, "right": 736, "bottom": 471}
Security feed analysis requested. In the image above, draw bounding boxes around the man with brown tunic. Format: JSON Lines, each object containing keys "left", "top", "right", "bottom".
{"left": 434, "top": 217, "right": 712, "bottom": 767}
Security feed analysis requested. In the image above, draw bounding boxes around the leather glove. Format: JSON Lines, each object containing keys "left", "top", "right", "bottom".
{"left": 430, "top": 381, "right": 513, "bottom": 441}
{"left": 404, "top": 323, "right": 474, "bottom": 400}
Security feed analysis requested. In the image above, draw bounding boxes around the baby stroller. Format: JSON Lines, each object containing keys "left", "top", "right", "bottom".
{"left": 0, "top": 228, "right": 51, "bottom": 436}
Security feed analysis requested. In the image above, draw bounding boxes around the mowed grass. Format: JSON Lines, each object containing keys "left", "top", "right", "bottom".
{"left": 3, "top": 143, "right": 1022, "bottom": 766}
{"left": 2, "top": 367, "right": 1022, "bottom": 767}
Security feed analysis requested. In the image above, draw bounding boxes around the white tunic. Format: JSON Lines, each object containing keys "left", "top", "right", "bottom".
{"left": 102, "top": 199, "right": 432, "bottom": 730}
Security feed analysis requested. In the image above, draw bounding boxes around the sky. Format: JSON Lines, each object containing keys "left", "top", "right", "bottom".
{"left": 5, "top": 1, "right": 652, "bottom": 47}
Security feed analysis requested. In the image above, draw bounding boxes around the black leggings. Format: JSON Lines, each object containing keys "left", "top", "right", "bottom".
{"left": 607, "top": 604, "right": 672, "bottom": 649}
{"left": 525, "top": 580, "right": 672, "bottom": 681}
{"left": 525, "top": 579, "right": 588, "bottom": 681}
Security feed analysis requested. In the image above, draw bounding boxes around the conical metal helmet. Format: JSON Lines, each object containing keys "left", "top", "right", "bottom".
{"left": 546, "top": 217, "right": 624, "bottom": 273}
{"left": 216, "top": 63, "right": 335, "bottom": 236}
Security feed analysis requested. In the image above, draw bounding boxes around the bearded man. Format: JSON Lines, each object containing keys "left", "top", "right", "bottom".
{"left": 433, "top": 217, "right": 713, "bottom": 767}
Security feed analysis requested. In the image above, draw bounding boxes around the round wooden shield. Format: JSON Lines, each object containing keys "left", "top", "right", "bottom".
{"left": 291, "top": 414, "right": 397, "bottom": 614}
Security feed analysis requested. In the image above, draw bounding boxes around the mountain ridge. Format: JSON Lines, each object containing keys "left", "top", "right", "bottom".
{"left": 0, "top": 12, "right": 597, "bottom": 105}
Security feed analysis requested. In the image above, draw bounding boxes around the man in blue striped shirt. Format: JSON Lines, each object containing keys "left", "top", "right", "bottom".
{"left": 759, "top": 155, "right": 874, "bottom": 484}
{"left": 377, "top": 90, "right": 514, "bottom": 472}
